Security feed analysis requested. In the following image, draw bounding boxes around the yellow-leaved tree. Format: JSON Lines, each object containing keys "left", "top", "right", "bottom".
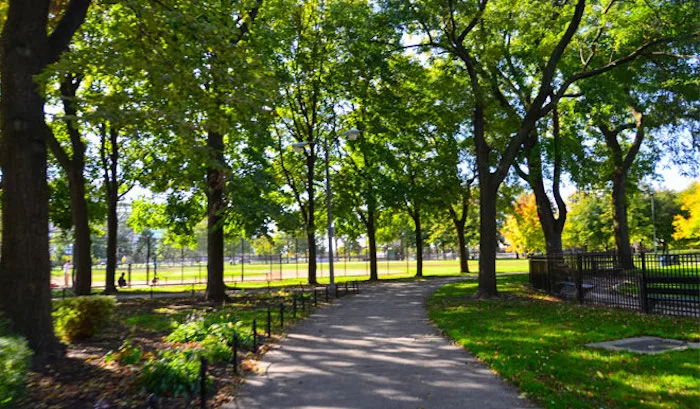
{"left": 502, "top": 193, "right": 546, "bottom": 255}
{"left": 672, "top": 182, "right": 700, "bottom": 248}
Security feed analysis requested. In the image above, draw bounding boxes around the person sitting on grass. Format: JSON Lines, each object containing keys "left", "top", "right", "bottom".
{"left": 118, "top": 273, "right": 127, "bottom": 288}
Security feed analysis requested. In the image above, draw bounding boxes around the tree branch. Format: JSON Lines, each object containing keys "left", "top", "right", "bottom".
{"left": 47, "top": 0, "right": 92, "bottom": 64}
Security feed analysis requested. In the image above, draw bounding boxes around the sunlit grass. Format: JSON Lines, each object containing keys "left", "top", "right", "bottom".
{"left": 51, "top": 258, "right": 529, "bottom": 287}
{"left": 428, "top": 275, "right": 700, "bottom": 409}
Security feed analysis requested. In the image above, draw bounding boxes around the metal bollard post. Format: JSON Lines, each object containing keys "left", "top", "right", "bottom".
{"left": 335, "top": 285, "right": 339, "bottom": 298}
{"left": 301, "top": 293, "right": 305, "bottom": 311}
{"left": 325, "top": 286, "right": 329, "bottom": 302}
{"left": 314, "top": 289, "right": 317, "bottom": 307}
{"left": 280, "top": 303, "right": 284, "bottom": 327}
{"left": 192, "top": 283, "right": 195, "bottom": 297}
{"left": 345, "top": 281, "right": 348, "bottom": 295}
{"left": 150, "top": 287, "right": 154, "bottom": 299}
{"left": 293, "top": 297, "right": 297, "bottom": 318}
{"left": 252, "top": 319, "right": 257, "bottom": 353}
{"left": 62, "top": 288, "right": 66, "bottom": 300}
{"left": 199, "top": 357, "right": 207, "bottom": 409}
{"left": 266, "top": 307, "right": 271, "bottom": 338}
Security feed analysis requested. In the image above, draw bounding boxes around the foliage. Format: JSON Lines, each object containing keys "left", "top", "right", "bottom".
{"left": 673, "top": 182, "right": 700, "bottom": 247}
{"left": 429, "top": 275, "right": 700, "bottom": 409}
{"left": 0, "top": 317, "right": 31, "bottom": 408}
{"left": 105, "top": 339, "right": 143, "bottom": 366}
{"left": 140, "top": 349, "right": 209, "bottom": 398}
{"left": 53, "top": 296, "right": 116, "bottom": 342}
{"left": 166, "top": 311, "right": 253, "bottom": 350}
{"left": 563, "top": 191, "right": 615, "bottom": 251}
{"left": 501, "top": 193, "right": 546, "bottom": 254}
{"left": 164, "top": 311, "right": 209, "bottom": 343}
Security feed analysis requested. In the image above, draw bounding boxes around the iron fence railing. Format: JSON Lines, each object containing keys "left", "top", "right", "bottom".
{"left": 530, "top": 252, "right": 700, "bottom": 317}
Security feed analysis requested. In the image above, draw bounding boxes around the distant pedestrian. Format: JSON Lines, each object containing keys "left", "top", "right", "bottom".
{"left": 118, "top": 273, "right": 127, "bottom": 288}
{"left": 63, "top": 261, "right": 72, "bottom": 287}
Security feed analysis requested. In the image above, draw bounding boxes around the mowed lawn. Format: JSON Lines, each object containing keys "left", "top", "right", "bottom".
{"left": 51, "top": 258, "right": 530, "bottom": 288}
{"left": 428, "top": 275, "right": 700, "bottom": 409}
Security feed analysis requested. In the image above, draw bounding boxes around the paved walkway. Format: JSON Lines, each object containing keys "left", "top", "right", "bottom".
{"left": 228, "top": 278, "right": 536, "bottom": 409}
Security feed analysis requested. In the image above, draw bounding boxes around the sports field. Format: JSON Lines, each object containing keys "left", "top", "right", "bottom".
{"left": 51, "top": 258, "right": 530, "bottom": 289}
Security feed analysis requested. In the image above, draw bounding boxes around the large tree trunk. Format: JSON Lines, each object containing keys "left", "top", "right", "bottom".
{"left": 477, "top": 179, "right": 498, "bottom": 297}
{"left": 102, "top": 127, "right": 119, "bottom": 295}
{"left": 366, "top": 210, "right": 378, "bottom": 281}
{"left": 612, "top": 169, "right": 633, "bottom": 268}
{"left": 104, "top": 186, "right": 118, "bottom": 294}
{"left": 455, "top": 219, "right": 469, "bottom": 273}
{"left": 206, "top": 131, "right": 227, "bottom": 301}
{"left": 599, "top": 108, "right": 645, "bottom": 270}
{"left": 306, "top": 153, "right": 318, "bottom": 285}
{"left": 413, "top": 209, "right": 423, "bottom": 278}
{"left": 68, "top": 167, "right": 92, "bottom": 295}
{"left": 53, "top": 75, "right": 92, "bottom": 296}
{"left": 0, "top": 0, "right": 90, "bottom": 366}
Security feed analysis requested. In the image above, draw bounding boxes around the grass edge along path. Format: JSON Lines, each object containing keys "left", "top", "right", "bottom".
{"left": 427, "top": 275, "right": 700, "bottom": 409}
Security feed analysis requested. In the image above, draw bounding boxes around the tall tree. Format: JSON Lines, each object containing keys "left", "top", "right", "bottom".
{"left": 0, "top": 0, "right": 91, "bottom": 365}
{"left": 46, "top": 74, "right": 93, "bottom": 295}
{"left": 271, "top": 0, "right": 351, "bottom": 284}
{"left": 390, "top": 0, "right": 695, "bottom": 296}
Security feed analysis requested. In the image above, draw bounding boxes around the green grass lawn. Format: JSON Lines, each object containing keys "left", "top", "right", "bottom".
{"left": 428, "top": 275, "right": 700, "bottom": 409}
{"left": 52, "top": 258, "right": 530, "bottom": 290}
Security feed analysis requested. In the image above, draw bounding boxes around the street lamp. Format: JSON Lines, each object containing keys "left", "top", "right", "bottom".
{"left": 292, "top": 128, "right": 359, "bottom": 293}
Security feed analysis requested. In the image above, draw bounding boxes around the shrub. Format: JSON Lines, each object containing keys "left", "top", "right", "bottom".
{"left": 0, "top": 317, "right": 32, "bottom": 408}
{"left": 105, "top": 340, "right": 142, "bottom": 366}
{"left": 140, "top": 349, "right": 210, "bottom": 397}
{"left": 165, "top": 312, "right": 208, "bottom": 343}
{"left": 199, "top": 336, "right": 233, "bottom": 363}
{"left": 53, "top": 296, "right": 116, "bottom": 342}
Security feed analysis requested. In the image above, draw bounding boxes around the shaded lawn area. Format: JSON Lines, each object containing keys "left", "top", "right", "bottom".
{"left": 21, "top": 291, "right": 319, "bottom": 409}
{"left": 428, "top": 275, "right": 700, "bottom": 409}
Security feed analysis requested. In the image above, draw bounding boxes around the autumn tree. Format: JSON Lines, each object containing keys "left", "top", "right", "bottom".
{"left": 502, "top": 193, "right": 546, "bottom": 255}
{"left": 673, "top": 182, "right": 700, "bottom": 248}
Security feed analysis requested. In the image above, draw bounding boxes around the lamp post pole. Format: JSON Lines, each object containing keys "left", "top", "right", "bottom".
{"left": 324, "top": 135, "right": 336, "bottom": 293}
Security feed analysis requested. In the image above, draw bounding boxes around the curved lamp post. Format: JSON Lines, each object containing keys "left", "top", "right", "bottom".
{"left": 292, "top": 128, "right": 359, "bottom": 292}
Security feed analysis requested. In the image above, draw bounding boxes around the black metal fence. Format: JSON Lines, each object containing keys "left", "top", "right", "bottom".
{"left": 529, "top": 252, "right": 700, "bottom": 317}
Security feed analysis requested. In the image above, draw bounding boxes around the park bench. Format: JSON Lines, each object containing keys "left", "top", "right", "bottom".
{"left": 641, "top": 276, "right": 700, "bottom": 312}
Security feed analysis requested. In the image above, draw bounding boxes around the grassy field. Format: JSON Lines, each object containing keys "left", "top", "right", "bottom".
{"left": 51, "top": 258, "right": 530, "bottom": 289}
{"left": 428, "top": 275, "right": 700, "bottom": 409}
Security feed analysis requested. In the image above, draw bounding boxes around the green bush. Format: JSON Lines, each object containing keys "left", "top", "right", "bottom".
{"left": 53, "top": 296, "right": 116, "bottom": 342}
{"left": 199, "top": 336, "right": 233, "bottom": 363}
{"left": 0, "top": 317, "right": 32, "bottom": 408}
{"left": 105, "top": 340, "right": 142, "bottom": 366}
{"left": 140, "top": 349, "right": 210, "bottom": 397}
{"left": 165, "top": 312, "right": 208, "bottom": 343}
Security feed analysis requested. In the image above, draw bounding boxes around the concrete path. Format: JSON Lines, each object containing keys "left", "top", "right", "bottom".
{"left": 227, "top": 278, "right": 536, "bottom": 409}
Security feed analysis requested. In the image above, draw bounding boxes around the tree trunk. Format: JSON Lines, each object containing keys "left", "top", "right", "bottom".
{"left": 306, "top": 229, "right": 318, "bottom": 284}
{"left": 455, "top": 219, "right": 469, "bottom": 273}
{"left": 54, "top": 75, "right": 92, "bottom": 296}
{"left": 413, "top": 209, "right": 423, "bottom": 278}
{"left": 306, "top": 152, "right": 318, "bottom": 285}
{"left": 0, "top": 0, "right": 67, "bottom": 366}
{"left": 68, "top": 167, "right": 92, "bottom": 295}
{"left": 206, "top": 131, "right": 227, "bottom": 301}
{"left": 102, "top": 128, "right": 119, "bottom": 295}
{"left": 366, "top": 210, "right": 378, "bottom": 281}
{"left": 477, "top": 180, "right": 498, "bottom": 297}
{"left": 612, "top": 169, "right": 633, "bottom": 268}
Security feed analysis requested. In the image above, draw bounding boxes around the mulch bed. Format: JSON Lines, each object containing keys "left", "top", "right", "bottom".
{"left": 17, "top": 297, "right": 260, "bottom": 409}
